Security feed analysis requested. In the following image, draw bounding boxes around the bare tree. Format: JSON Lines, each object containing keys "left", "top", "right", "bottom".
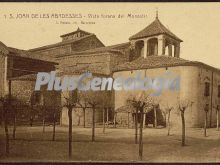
{"left": 9, "top": 92, "right": 22, "bottom": 140}
{"left": 0, "top": 92, "right": 22, "bottom": 149}
{"left": 101, "top": 92, "right": 112, "bottom": 134}
{"left": 160, "top": 102, "right": 174, "bottom": 136}
{"left": 151, "top": 98, "right": 161, "bottom": 128}
{"left": 42, "top": 96, "right": 46, "bottom": 133}
{"left": 52, "top": 106, "right": 56, "bottom": 141}
{"left": 12, "top": 101, "right": 22, "bottom": 140}
{"left": 217, "top": 105, "right": 220, "bottom": 131}
{"left": 113, "top": 111, "right": 117, "bottom": 128}
{"left": 87, "top": 92, "right": 107, "bottom": 141}
{"left": 77, "top": 99, "right": 88, "bottom": 128}
{"left": 177, "top": 99, "right": 193, "bottom": 146}
{"left": 0, "top": 95, "right": 10, "bottom": 155}
{"left": 29, "top": 94, "right": 35, "bottom": 127}
{"left": 52, "top": 105, "right": 60, "bottom": 141}
{"left": 127, "top": 92, "right": 153, "bottom": 160}
{"left": 0, "top": 102, "right": 3, "bottom": 127}
{"left": 74, "top": 108, "right": 83, "bottom": 126}
{"left": 78, "top": 91, "right": 106, "bottom": 142}
{"left": 103, "top": 107, "right": 106, "bottom": 133}
{"left": 135, "top": 107, "right": 138, "bottom": 144}
{"left": 62, "top": 90, "right": 77, "bottom": 158}
{"left": 213, "top": 99, "right": 220, "bottom": 131}
{"left": 204, "top": 103, "right": 209, "bottom": 137}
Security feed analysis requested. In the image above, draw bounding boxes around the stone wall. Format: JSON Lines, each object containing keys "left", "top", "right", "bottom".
{"left": 60, "top": 85, "right": 114, "bottom": 126}
{"left": 110, "top": 51, "right": 130, "bottom": 73}
{"left": 61, "top": 107, "right": 104, "bottom": 126}
{"left": 10, "top": 80, "right": 61, "bottom": 123}
{"left": 196, "top": 67, "right": 220, "bottom": 127}
{"left": 0, "top": 54, "right": 6, "bottom": 97}
{"left": 70, "top": 36, "right": 104, "bottom": 53}
{"left": 59, "top": 52, "right": 111, "bottom": 75}
{"left": 113, "top": 65, "right": 220, "bottom": 128}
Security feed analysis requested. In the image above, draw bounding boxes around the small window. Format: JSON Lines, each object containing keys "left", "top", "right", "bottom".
{"left": 204, "top": 82, "right": 210, "bottom": 97}
{"left": 218, "top": 85, "right": 220, "bottom": 98}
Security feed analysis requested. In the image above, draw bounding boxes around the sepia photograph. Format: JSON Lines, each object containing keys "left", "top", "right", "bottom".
{"left": 0, "top": 2, "right": 220, "bottom": 163}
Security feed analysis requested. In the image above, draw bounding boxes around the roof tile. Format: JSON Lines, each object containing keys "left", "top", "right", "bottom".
{"left": 129, "top": 18, "right": 183, "bottom": 42}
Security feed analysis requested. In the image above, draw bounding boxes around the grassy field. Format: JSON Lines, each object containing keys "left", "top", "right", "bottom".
{"left": 0, "top": 125, "right": 220, "bottom": 163}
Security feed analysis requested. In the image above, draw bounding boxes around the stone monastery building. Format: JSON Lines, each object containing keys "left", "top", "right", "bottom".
{"left": 0, "top": 15, "right": 220, "bottom": 128}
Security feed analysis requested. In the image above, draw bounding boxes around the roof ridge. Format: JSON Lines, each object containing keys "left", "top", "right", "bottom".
{"left": 113, "top": 56, "right": 220, "bottom": 73}
{"left": 129, "top": 18, "right": 182, "bottom": 42}
{"left": 56, "top": 42, "right": 130, "bottom": 58}
{"left": 29, "top": 34, "right": 95, "bottom": 51}
{"left": 60, "top": 28, "right": 92, "bottom": 37}
{"left": 0, "top": 41, "right": 9, "bottom": 55}
{"left": 156, "top": 19, "right": 166, "bottom": 34}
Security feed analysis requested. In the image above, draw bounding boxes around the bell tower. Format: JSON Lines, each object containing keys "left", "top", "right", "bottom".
{"left": 129, "top": 12, "right": 183, "bottom": 58}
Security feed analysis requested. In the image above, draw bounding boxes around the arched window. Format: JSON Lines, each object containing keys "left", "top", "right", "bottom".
{"left": 134, "top": 40, "right": 144, "bottom": 58}
{"left": 148, "top": 38, "right": 158, "bottom": 56}
{"left": 165, "top": 46, "right": 168, "bottom": 55}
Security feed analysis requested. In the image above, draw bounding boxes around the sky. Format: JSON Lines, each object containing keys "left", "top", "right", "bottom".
{"left": 0, "top": 3, "right": 220, "bottom": 68}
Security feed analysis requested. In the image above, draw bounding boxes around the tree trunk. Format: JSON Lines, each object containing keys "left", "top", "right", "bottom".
{"left": 135, "top": 108, "right": 138, "bottom": 144}
{"left": 30, "top": 104, "right": 33, "bottom": 127}
{"left": 106, "top": 107, "right": 109, "bottom": 128}
{"left": 167, "top": 111, "right": 171, "bottom": 136}
{"left": 217, "top": 110, "right": 219, "bottom": 131}
{"left": 127, "top": 112, "right": 129, "bottom": 128}
{"left": 103, "top": 108, "right": 105, "bottom": 133}
{"left": 83, "top": 108, "right": 86, "bottom": 128}
{"left": 139, "top": 108, "right": 144, "bottom": 160}
{"left": 204, "top": 111, "right": 208, "bottom": 137}
{"left": 114, "top": 112, "right": 117, "bottom": 128}
{"left": 68, "top": 107, "right": 72, "bottom": 158}
{"left": 77, "top": 116, "right": 80, "bottom": 126}
{"left": 1, "top": 107, "right": 3, "bottom": 127}
{"left": 163, "top": 113, "right": 166, "bottom": 128}
{"left": 181, "top": 111, "right": 185, "bottom": 146}
{"left": 42, "top": 107, "right": 45, "bottom": 133}
{"left": 52, "top": 109, "right": 56, "bottom": 141}
{"left": 154, "top": 107, "right": 157, "bottom": 128}
{"left": 92, "top": 107, "right": 95, "bottom": 142}
{"left": 3, "top": 105, "right": 9, "bottom": 155}
{"left": 12, "top": 109, "right": 16, "bottom": 140}
{"left": 143, "top": 113, "right": 146, "bottom": 129}
{"left": 30, "top": 109, "right": 33, "bottom": 127}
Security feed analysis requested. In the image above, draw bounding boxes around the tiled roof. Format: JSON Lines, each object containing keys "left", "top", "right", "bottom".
{"left": 0, "top": 41, "right": 56, "bottom": 63}
{"left": 60, "top": 27, "right": 91, "bottom": 38}
{"left": 76, "top": 42, "right": 130, "bottom": 54}
{"left": 0, "top": 41, "right": 9, "bottom": 55}
{"left": 113, "top": 55, "right": 220, "bottom": 73}
{"left": 129, "top": 18, "right": 183, "bottom": 42}
{"left": 29, "top": 34, "right": 96, "bottom": 52}
{"left": 56, "top": 42, "right": 130, "bottom": 58}
{"left": 59, "top": 63, "right": 110, "bottom": 76}
{"left": 8, "top": 47, "right": 57, "bottom": 64}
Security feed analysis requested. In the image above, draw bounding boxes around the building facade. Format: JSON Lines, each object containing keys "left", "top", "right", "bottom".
{"left": 0, "top": 16, "right": 220, "bottom": 128}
